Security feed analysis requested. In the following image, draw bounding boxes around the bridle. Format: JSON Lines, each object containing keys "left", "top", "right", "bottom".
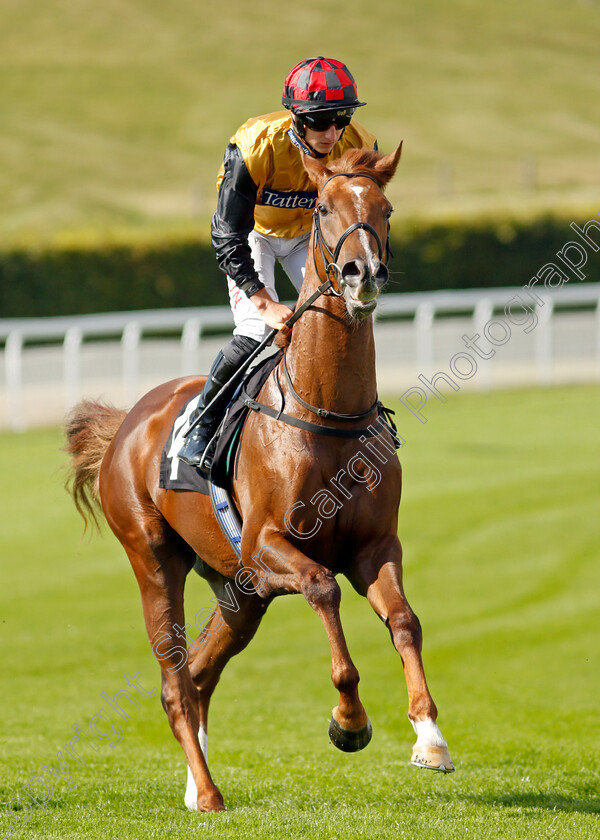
{"left": 311, "top": 172, "right": 393, "bottom": 296}
{"left": 268, "top": 173, "right": 392, "bottom": 332}
{"left": 261, "top": 170, "right": 397, "bottom": 432}
{"left": 187, "top": 169, "right": 399, "bottom": 443}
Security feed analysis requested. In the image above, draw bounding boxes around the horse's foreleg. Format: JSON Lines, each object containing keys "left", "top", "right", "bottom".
{"left": 349, "top": 539, "right": 454, "bottom": 772}
{"left": 124, "top": 542, "right": 227, "bottom": 811}
{"left": 184, "top": 588, "right": 270, "bottom": 809}
{"left": 249, "top": 534, "right": 371, "bottom": 752}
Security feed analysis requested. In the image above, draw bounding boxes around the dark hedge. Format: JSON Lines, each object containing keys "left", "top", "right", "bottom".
{"left": 2, "top": 214, "right": 599, "bottom": 318}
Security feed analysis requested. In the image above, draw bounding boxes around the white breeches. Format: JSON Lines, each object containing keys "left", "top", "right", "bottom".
{"left": 227, "top": 230, "right": 310, "bottom": 341}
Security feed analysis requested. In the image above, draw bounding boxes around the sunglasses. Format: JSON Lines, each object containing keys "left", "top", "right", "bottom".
{"left": 301, "top": 109, "right": 355, "bottom": 132}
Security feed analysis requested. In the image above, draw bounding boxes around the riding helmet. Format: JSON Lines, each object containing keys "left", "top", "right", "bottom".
{"left": 282, "top": 56, "right": 366, "bottom": 113}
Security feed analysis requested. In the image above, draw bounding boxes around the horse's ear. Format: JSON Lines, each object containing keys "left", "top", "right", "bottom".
{"left": 373, "top": 142, "right": 403, "bottom": 187}
{"left": 302, "top": 152, "right": 332, "bottom": 190}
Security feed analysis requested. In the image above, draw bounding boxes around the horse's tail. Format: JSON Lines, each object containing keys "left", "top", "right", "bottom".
{"left": 64, "top": 399, "right": 127, "bottom": 531}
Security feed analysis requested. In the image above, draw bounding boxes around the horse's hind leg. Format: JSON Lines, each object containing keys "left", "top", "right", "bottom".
{"left": 120, "top": 532, "right": 227, "bottom": 811}
{"left": 184, "top": 579, "right": 270, "bottom": 810}
{"left": 349, "top": 539, "right": 454, "bottom": 772}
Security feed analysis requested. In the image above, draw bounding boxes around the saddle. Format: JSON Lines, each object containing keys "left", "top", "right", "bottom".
{"left": 159, "top": 349, "right": 284, "bottom": 558}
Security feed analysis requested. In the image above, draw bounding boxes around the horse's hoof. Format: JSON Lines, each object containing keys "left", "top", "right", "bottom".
{"left": 196, "top": 795, "right": 227, "bottom": 812}
{"left": 411, "top": 743, "right": 455, "bottom": 773}
{"left": 186, "top": 790, "right": 226, "bottom": 812}
{"left": 199, "top": 800, "right": 227, "bottom": 813}
{"left": 328, "top": 715, "right": 373, "bottom": 752}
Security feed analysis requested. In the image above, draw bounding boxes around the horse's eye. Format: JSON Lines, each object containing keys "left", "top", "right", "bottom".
{"left": 386, "top": 208, "right": 394, "bottom": 219}
{"left": 318, "top": 204, "right": 328, "bottom": 216}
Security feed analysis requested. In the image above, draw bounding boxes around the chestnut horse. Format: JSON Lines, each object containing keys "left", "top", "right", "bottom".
{"left": 64, "top": 143, "right": 454, "bottom": 813}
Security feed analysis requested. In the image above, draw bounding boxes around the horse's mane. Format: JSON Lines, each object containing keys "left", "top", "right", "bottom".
{"left": 327, "top": 148, "right": 394, "bottom": 189}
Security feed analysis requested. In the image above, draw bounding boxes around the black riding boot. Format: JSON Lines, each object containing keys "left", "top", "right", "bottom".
{"left": 178, "top": 335, "right": 260, "bottom": 473}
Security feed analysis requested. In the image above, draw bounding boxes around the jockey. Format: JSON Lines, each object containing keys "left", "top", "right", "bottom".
{"left": 178, "top": 56, "right": 378, "bottom": 472}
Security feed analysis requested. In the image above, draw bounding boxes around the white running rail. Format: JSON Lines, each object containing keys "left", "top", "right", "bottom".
{"left": 1, "top": 285, "right": 599, "bottom": 432}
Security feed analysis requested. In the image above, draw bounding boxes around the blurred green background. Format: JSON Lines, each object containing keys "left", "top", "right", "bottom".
{"left": 1, "top": 0, "right": 599, "bottom": 247}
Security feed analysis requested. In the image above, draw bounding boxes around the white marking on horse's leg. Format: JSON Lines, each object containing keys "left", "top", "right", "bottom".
{"left": 410, "top": 718, "right": 454, "bottom": 772}
{"left": 184, "top": 725, "right": 208, "bottom": 811}
{"left": 411, "top": 717, "right": 448, "bottom": 748}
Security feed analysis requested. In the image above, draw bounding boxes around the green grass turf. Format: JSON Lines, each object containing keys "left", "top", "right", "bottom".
{"left": 1, "top": 0, "right": 600, "bottom": 244}
{"left": 1, "top": 384, "right": 599, "bottom": 838}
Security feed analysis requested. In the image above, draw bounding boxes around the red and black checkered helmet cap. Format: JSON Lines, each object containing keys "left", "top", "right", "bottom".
{"left": 282, "top": 56, "right": 366, "bottom": 113}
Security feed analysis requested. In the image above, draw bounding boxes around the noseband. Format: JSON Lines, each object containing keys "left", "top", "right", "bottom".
{"left": 312, "top": 172, "right": 393, "bottom": 295}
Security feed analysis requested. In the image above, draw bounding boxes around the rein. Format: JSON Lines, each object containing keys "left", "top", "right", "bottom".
{"left": 275, "top": 171, "right": 390, "bottom": 425}
{"left": 183, "top": 278, "right": 337, "bottom": 439}
{"left": 244, "top": 171, "right": 402, "bottom": 443}
{"left": 186, "top": 170, "right": 396, "bottom": 444}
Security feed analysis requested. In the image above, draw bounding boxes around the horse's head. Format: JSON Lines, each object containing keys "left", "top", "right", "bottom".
{"left": 303, "top": 143, "right": 402, "bottom": 320}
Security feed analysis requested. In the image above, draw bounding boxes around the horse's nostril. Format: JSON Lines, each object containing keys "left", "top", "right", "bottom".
{"left": 374, "top": 262, "right": 389, "bottom": 285}
{"left": 341, "top": 260, "right": 365, "bottom": 284}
